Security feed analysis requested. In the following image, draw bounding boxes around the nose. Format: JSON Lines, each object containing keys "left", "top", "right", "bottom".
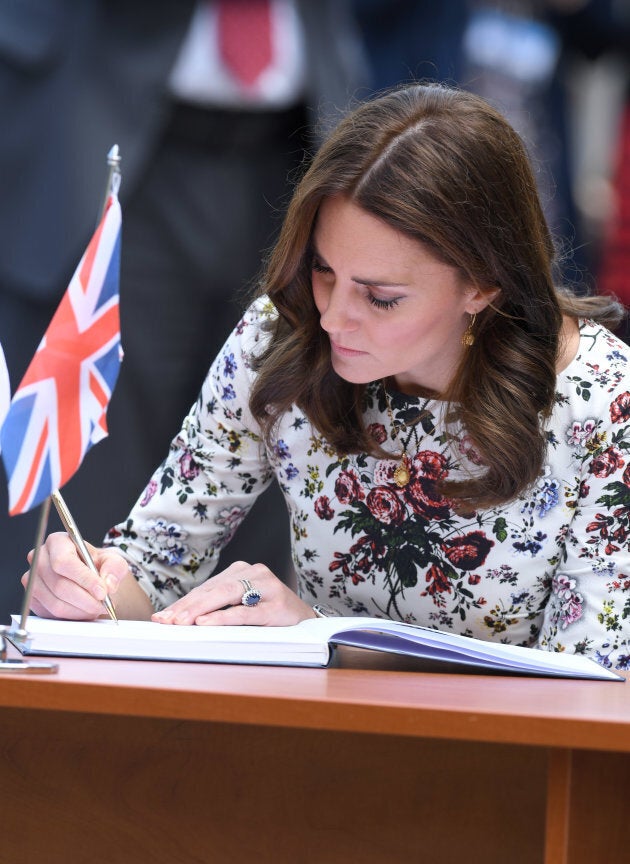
{"left": 319, "top": 284, "right": 359, "bottom": 335}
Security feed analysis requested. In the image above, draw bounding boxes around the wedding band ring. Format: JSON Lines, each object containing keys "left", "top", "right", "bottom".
{"left": 240, "top": 578, "right": 262, "bottom": 607}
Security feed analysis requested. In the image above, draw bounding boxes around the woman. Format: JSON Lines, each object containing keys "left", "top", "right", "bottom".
{"left": 28, "top": 84, "right": 630, "bottom": 669}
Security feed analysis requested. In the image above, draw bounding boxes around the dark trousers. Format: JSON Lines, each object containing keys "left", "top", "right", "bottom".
{"left": 0, "top": 102, "right": 307, "bottom": 620}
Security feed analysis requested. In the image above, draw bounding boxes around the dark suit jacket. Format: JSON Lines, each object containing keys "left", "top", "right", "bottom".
{"left": 0, "top": 0, "right": 366, "bottom": 300}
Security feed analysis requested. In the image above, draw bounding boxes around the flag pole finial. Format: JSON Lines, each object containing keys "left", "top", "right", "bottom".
{"left": 101, "top": 144, "right": 122, "bottom": 219}
{"left": 107, "top": 144, "right": 121, "bottom": 166}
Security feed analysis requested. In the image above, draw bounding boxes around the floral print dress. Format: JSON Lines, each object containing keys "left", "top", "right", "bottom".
{"left": 106, "top": 299, "right": 630, "bottom": 670}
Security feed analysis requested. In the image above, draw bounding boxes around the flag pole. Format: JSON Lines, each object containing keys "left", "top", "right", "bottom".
{"left": 1, "top": 144, "right": 122, "bottom": 671}
{"left": 15, "top": 495, "right": 52, "bottom": 635}
{"left": 0, "top": 495, "right": 58, "bottom": 672}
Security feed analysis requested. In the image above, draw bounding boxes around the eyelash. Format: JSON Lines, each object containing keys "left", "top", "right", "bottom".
{"left": 368, "top": 295, "right": 400, "bottom": 311}
{"left": 311, "top": 258, "right": 400, "bottom": 311}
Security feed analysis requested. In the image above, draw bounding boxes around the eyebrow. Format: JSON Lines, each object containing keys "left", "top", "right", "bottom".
{"left": 353, "top": 276, "right": 408, "bottom": 289}
{"left": 311, "top": 243, "right": 409, "bottom": 289}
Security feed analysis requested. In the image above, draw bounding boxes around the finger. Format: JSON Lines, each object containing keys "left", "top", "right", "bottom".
{"left": 92, "top": 547, "right": 131, "bottom": 596}
{"left": 44, "top": 532, "right": 108, "bottom": 600}
{"left": 28, "top": 595, "right": 54, "bottom": 619}
{"left": 194, "top": 577, "right": 305, "bottom": 627}
{"left": 50, "top": 536, "right": 130, "bottom": 603}
{"left": 27, "top": 533, "right": 109, "bottom": 618}
{"left": 152, "top": 581, "right": 234, "bottom": 625}
{"left": 154, "top": 563, "right": 273, "bottom": 625}
{"left": 193, "top": 603, "right": 270, "bottom": 627}
{"left": 22, "top": 562, "right": 104, "bottom": 620}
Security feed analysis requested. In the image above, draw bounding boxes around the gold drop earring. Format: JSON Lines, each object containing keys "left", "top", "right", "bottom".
{"left": 461, "top": 312, "right": 477, "bottom": 347}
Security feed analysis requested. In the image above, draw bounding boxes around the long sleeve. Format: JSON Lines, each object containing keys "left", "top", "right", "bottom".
{"left": 104, "top": 298, "right": 279, "bottom": 610}
{"left": 538, "top": 328, "right": 630, "bottom": 668}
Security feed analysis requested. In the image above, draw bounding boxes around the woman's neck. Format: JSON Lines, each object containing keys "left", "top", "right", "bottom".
{"left": 556, "top": 316, "right": 580, "bottom": 373}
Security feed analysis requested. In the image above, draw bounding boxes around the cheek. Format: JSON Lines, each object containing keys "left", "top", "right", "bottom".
{"left": 386, "top": 319, "right": 427, "bottom": 348}
{"left": 381, "top": 314, "right": 445, "bottom": 360}
{"left": 404, "top": 301, "right": 458, "bottom": 338}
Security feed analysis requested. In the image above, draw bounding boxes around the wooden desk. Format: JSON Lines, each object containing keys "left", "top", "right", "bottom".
{"left": 0, "top": 648, "right": 628, "bottom": 864}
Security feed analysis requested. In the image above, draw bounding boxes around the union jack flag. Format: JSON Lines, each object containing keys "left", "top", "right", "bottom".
{"left": 0, "top": 195, "right": 122, "bottom": 515}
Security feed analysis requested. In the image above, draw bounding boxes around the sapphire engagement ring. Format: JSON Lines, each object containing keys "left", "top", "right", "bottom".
{"left": 240, "top": 578, "right": 262, "bottom": 607}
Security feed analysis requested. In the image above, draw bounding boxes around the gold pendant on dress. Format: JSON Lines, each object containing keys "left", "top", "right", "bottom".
{"left": 393, "top": 454, "right": 411, "bottom": 488}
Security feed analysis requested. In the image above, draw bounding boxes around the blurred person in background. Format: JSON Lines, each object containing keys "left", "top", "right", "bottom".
{"left": 547, "top": 0, "right": 630, "bottom": 343}
{"left": 352, "top": 0, "right": 471, "bottom": 91}
{"left": 462, "top": 1, "right": 585, "bottom": 287}
{"left": 0, "top": 0, "right": 368, "bottom": 620}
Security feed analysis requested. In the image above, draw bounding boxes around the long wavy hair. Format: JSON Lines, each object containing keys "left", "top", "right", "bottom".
{"left": 248, "top": 83, "right": 623, "bottom": 510}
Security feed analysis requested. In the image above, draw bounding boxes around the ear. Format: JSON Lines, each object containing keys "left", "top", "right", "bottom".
{"left": 464, "top": 284, "right": 500, "bottom": 315}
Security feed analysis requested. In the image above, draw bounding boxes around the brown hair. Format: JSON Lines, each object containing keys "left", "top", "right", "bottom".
{"left": 249, "top": 83, "right": 623, "bottom": 510}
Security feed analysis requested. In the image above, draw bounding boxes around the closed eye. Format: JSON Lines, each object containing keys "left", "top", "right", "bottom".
{"left": 311, "top": 257, "right": 332, "bottom": 274}
{"left": 368, "top": 294, "right": 401, "bottom": 310}
{"left": 312, "top": 250, "right": 402, "bottom": 310}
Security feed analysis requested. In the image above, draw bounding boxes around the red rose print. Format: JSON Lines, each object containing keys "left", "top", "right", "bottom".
{"left": 441, "top": 531, "right": 494, "bottom": 570}
{"left": 366, "top": 486, "right": 406, "bottom": 525}
{"left": 334, "top": 468, "right": 365, "bottom": 505}
{"left": 413, "top": 450, "right": 448, "bottom": 481}
{"left": 589, "top": 447, "right": 625, "bottom": 478}
{"left": 314, "top": 495, "right": 335, "bottom": 520}
{"left": 367, "top": 422, "right": 387, "bottom": 444}
{"left": 403, "top": 450, "right": 451, "bottom": 520}
{"left": 405, "top": 476, "right": 451, "bottom": 520}
{"left": 610, "top": 391, "right": 630, "bottom": 424}
{"left": 374, "top": 459, "right": 398, "bottom": 486}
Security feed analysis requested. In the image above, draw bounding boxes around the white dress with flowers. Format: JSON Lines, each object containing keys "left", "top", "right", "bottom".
{"left": 105, "top": 299, "right": 630, "bottom": 670}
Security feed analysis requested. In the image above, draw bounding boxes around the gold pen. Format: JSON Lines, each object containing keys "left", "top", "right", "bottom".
{"left": 51, "top": 490, "right": 119, "bottom": 624}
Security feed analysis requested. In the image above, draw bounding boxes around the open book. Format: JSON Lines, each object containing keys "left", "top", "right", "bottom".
{"left": 7, "top": 614, "right": 623, "bottom": 680}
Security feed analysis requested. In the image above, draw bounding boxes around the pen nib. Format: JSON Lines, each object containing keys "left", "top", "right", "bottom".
{"left": 104, "top": 595, "right": 119, "bottom": 625}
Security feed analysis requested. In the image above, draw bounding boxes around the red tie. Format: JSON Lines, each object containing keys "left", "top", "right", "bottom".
{"left": 216, "top": 0, "right": 273, "bottom": 89}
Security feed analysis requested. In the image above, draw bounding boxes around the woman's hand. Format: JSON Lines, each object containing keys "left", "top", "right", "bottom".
{"left": 152, "top": 561, "right": 315, "bottom": 627}
{"left": 24, "top": 531, "right": 149, "bottom": 621}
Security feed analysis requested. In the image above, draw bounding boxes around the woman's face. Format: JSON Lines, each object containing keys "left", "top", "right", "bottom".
{"left": 311, "top": 195, "right": 490, "bottom": 395}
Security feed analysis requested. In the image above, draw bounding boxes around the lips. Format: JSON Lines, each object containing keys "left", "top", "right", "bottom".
{"left": 330, "top": 340, "right": 366, "bottom": 357}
